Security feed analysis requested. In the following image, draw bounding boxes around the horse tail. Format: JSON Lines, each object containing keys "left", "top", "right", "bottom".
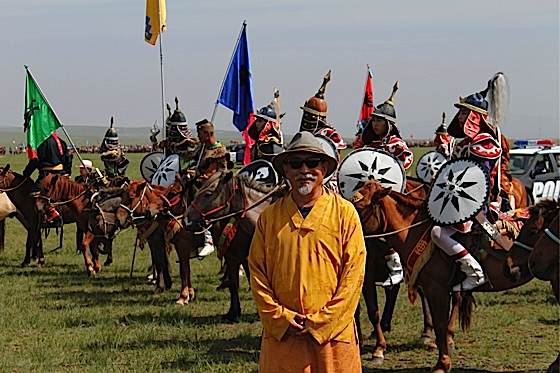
{"left": 459, "top": 291, "right": 476, "bottom": 332}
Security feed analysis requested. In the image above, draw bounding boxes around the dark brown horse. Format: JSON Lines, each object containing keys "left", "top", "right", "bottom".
{"left": 354, "top": 180, "right": 556, "bottom": 372}
{"left": 529, "top": 207, "right": 560, "bottom": 373}
{"left": 0, "top": 165, "right": 44, "bottom": 266}
{"left": 186, "top": 171, "right": 286, "bottom": 323}
{"left": 117, "top": 177, "right": 197, "bottom": 305}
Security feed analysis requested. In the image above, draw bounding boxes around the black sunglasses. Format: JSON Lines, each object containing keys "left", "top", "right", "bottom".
{"left": 286, "top": 158, "right": 323, "bottom": 169}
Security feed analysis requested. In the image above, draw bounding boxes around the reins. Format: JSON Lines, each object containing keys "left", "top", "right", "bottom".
{"left": 545, "top": 227, "right": 560, "bottom": 245}
{"left": 0, "top": 178, "right": 28, "bottom": 192}
{"left": 364, "top": 218, "right": 430, "bottom": 239}
{"left": 39, "top": 184, "right": 91, "bottom": 206}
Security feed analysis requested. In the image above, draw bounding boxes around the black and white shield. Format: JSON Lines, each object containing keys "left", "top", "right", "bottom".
{"left": 416, "top": 151, "right": 447, "bottom": 183}
{"left": 151, "top": 154, "right": 180, "bottom": 187}
{"left": 337, "top": 148, "right": 406, "bottom": 200}
{"left": 427, "top": 158, "right": 489, "bottom": 226}
{"left": 140, "top": 151, "right": 164, "bottom": 182}
{"left": 315, "top": 134, "right": 339, "bottom": 185}
{"left": 238, "top": 159, "right": 278, "bottom": 186}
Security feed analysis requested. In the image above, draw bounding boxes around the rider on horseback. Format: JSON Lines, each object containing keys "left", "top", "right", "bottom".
{"left": 434, "top": 112, "right": 452, "bottom": 159}
{"left": 23, "top": 129, "right": 71, "bottom": 223}
{"left": 299, "top": 70, "right": 348, "bottom": 152}
{"left": 353, "top": 81, "right": 413, "bottom": 287}
{"left": 100, "top": 117, "right": 129, "bottom": 184}
{"left": 431, "top": 72, "right": 511, "bottom": 291}
{"left": 247, "top": 89, "right": 284, "bottom": 162}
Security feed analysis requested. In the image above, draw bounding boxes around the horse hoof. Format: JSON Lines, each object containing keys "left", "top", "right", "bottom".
{"left": 20, "top": 261, "right": 30, "bottom": 268}
{"left": 104, "top": 259, "right": 113, "bottom": 267}
{"left": 37, "top": 258, "right": 46, "bottom": 267}
{"left": 176, "top": 298, "right": 187, "bottom": 305}
{"left": 421, "top": 336, "right": 437, "bottom": 350}
{"left": 371, "top": 355, "right": 384, "bottom": 366}
{"left": 153, "top": 287, "right": 165, "bottom": 295}
{"left": 222, "top": 313, "right": 240, "bottom": 324}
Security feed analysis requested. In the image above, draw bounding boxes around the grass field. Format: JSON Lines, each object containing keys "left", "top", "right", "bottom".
{"left": 0, "top": 152, "right": 558, "bottom": 372}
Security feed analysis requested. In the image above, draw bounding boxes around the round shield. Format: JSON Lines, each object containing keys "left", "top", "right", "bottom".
{"left": 238, "top": 159, "right": 278, "bottom": 186}
{"left": 315, "top": 134, "right": 339, "bottom": 185}
{"left": 427, "top": 158, "right": 489, "bottom": 226}
{"left": 337, "top": 148, "right": 406, "bottom": 200}
{"left": 140, "top": 152, "right": 164, "bottom": 182}
{"left": 416, "top": 151, "right": 447, "bottom": 183}
{"left": 151, "top": 154, "right": 180, "bottom": 187}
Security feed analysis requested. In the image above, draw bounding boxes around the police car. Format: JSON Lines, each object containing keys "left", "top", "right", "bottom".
{"left": 510, "top": 139, "right": 560, "bottom": 203}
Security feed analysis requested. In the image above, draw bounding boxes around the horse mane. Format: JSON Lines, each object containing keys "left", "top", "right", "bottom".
{"left": 47, "top": 175, "right": 86, "bottom": 201}
{"left": 389, "top": 190, "right": 425, "bottom": 209}
{"left": 237, "top": 173, "right": 277, "bottom": 194}
{"left": 529, "top": 199, "right": 560, "bottom": 219}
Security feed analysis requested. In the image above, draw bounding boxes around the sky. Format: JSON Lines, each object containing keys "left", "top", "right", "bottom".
{"left": 0, "top": 0, "right": 558, "bottom": 140}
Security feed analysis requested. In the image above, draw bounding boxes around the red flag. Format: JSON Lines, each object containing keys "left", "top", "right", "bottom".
{"left": 242, "top": 113, "right": 255, "bottom": 165}
{"left": 358, "top": 66, "right": 374, "bottom": 123}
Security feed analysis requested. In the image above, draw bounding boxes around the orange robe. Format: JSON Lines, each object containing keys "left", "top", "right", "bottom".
{"left": 249, "top": 189, "right": 366, "bottom": 372}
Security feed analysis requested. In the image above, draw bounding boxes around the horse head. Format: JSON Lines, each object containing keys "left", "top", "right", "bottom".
{"left": 186, "top": 171, "right": 235, "bottom": 227}
{"left": 529, "top": 213, "right": 560, "bottom": 283}
{"left": 0, "top": 164, "right": 14, "bottom": 189}
{"left": 352, "top": 180, "right": 391, "bottom": 235}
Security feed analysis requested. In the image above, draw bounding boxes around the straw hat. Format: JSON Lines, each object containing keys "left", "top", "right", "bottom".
{"left": 272, "top": 131, "right": 338, "bottom": 177}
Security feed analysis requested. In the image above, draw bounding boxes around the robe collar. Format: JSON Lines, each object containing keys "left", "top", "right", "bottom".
{"left": 286, "top": 188, "right": 332, "bottom": 231}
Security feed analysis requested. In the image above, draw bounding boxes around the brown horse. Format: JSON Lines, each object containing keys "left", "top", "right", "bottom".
{"left": 118, "top": 176, "right": 197, "bottom": 305}
{"left": 354, "top": 180, "right": 556, "bottom": 372}
{"left": 187, "top": 171, "right": 286, "bottom": 323}
{"left": 0, "top": 165, "right": 44, "bottom": 266}
{"left": 37, "top": 174, "right": 120, "bottom": 275}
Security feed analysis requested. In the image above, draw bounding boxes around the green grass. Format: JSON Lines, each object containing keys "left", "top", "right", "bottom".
{"left": 0, "top": 152, "right": 558, "bottom": 372}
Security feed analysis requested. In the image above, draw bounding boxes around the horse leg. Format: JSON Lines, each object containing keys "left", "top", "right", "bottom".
{"left": 81, "top": 231, "right": 96, "bottom": 276}
{"left": 424, "top": 287, "right": 452, "bottom": 373}
{"left": 175, "top": 235, "right": 191, "bottom": 305}
{"left": 148, "top": 228, "right": 171, "bottom": 293}
{"left": 381, "top": 283, "right": 400, "bottom": 332}
{"left": 32, "top": 214, "right": 45, "bottom": 266}
{"left": 0, "top": 219, "right": 5, "bottom": 253}
{"left": 419, "top": 289, "right": 437, "bottom": 350}
{"left": 76, "top": 226, "right": 83, "bottom": 254}
{"left": 104, "top": 239, "right": 113, "bottom": 266}
{"left": 363, "top": 253, "right": 385, "bottom": 364}
{"left": 447, "top": 292, "right": 462, "bottom": 348}
{"left": 92, "top": 238, "right": 102, "bottom": 273}
{"left": 224, "top": 258, "right": 241, "bottom": 323}
{"left": 354, "top": 303, "right": 364, "bottom": 349}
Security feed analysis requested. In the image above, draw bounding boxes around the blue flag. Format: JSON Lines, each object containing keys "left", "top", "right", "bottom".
{"left": 218, "top": 23, "right": 254, "bottom": 132}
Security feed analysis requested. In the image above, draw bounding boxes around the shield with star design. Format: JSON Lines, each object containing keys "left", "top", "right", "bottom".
{"left": 416, "top": 150, "right": 448, "bottom": 183}
{"left": 140, "top": 151, "right": 164, "bottom": 183}
{"left": 337, "top": 148, "right": 406, "bottom": 200}
{"left": 427, "top": 158, "right": 489, "bottom": 226}
{"left": 151, "top": 154, "right": 180, "bottom": 187}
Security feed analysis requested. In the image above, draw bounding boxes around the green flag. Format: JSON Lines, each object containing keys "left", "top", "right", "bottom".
{"left": 24, "top": 67, "right": 62, "bottom": 158}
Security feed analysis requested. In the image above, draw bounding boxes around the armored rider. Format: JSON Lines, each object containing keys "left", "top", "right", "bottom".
{"left": 434, "top": 112, "right": 453, "bottom": 159}
{"left": 99, "top": 117, "right": 129, "bottom": 184}
{"left": 247, "top": 89, "right": 284, "bottom": 162}
{"left": 431, "top": 72, "right": 510, "bottom": 291}
{"left": 354, "top": 81, "right": 414, "bottom": 287}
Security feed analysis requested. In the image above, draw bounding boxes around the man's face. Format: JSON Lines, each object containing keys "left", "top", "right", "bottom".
{"left": 282, "top": 152, "right": 326, "bottom": 196}
{"left": 457, "top": 108, "right": 470, "bottom": 125}
{"left": 371, "top": 116, "right": 388, "bottom": 136}
{"left": 197, "top": 126, "right": 215, "bottom": 144}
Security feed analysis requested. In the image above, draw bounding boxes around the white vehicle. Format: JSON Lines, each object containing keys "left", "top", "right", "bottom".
{"left": 509, "top": 139, "right": 560, "bottom": 203}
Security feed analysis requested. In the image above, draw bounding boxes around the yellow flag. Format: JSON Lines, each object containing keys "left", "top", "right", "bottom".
{"left": 145, "top": 0, "right": 166, "bottom": 45}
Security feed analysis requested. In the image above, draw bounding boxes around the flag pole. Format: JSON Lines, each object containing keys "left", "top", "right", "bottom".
{"left": 158, "top": 32, "right": 166, "bottom": 154}
{"left": 210, "top": 20, "right": 247, "bottom": 123}
{"left": 24, "top": 66, "right": 89, "bottom": 172}
{"left": 357, "top": 64, "right": 372, "bottom": 124}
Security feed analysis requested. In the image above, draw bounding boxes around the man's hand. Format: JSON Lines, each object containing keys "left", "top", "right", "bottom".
{"left": 286, "top": 313, "right": 307, "bottom": 335}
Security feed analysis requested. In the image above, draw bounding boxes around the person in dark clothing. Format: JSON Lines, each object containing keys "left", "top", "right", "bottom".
{"left": 23, "top": 131, "right": 71, "bottom": 222}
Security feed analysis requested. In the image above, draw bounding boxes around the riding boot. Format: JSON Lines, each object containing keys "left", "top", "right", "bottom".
{"left": 45, "top": 206, "right": 61, "bottom": 223}
{"left": 453, "top": 253, "right": 486, "bottom": 291}
{"left": 197, "top": 230, "right": 215, "bottom": 259}
{"left": 381, "top": 251, "right": 404, "bottom": 287}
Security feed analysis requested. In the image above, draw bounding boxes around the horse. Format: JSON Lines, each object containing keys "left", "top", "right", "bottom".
{"left": 117, "top": 176, "right": 197, "bottom": 305}
{"left": 0, "top": 165, "right": 44, "bottom": 266}
{"left": 529, "top": 206, "right": 560, "bottom": 373}
{"left": 0, "top": 192, "right": 17, "bottom": 252}
{"left": 186, "top": 171, "right": 286, "bottom": 323}
{"left": 37, "top": 173, "right": 120, "bottom": 275}
{"left": 353, "top": 180, "right": 557, "bottom": 372}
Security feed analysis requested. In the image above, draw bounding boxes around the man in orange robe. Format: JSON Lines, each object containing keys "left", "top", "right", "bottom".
{"left": 249, "top": 131, "right": 366, "bottom": 373}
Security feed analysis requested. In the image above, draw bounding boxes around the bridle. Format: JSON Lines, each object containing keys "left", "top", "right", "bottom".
{"left": 118, "top": 183, "right": 152, "bottom": 223}
{"left": 190, "top": 177, "right": 241, "bottom": 223}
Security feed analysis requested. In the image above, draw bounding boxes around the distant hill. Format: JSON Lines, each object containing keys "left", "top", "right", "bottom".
{"left": 0, "top": 125, "right": 244, "bottom": 147}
